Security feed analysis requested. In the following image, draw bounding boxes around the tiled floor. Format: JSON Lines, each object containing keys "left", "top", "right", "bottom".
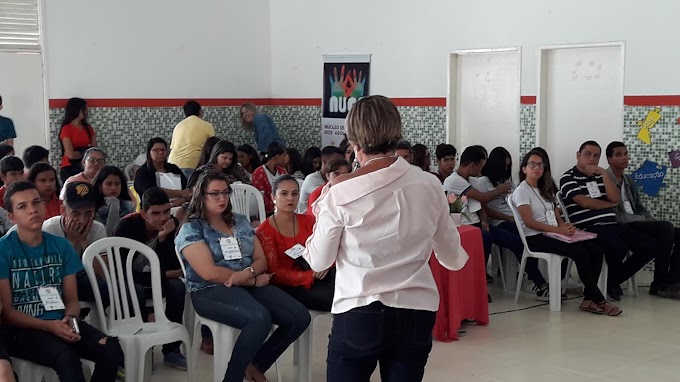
{"left": 151, "top": 270, "right": 680, "bottom": 381}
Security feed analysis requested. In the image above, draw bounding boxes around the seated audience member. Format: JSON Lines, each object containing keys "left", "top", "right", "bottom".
{"left": 240, "top": 103, "right": 286, "bottom": 155}
{"left": 560, "top": 140, "right": 664, "bottom": 301}
{"left": 0, "top": 323, "right": 15, "bottom": 382}
{"left": 0, "top": 180, "right": 123, "bottom": 381}
{"left": 43, "top": 182, "right": 108, "bottom": 306}
{"left": 286, "top": 148, "right": 304, "bottom": 180}
{"left": 299, "top": 146, "right": 343, "bottom": 213}
{"left": 237, "top": 144, "right": 261, "bottom": 182}
{"left": 605, "top": 141, "right": 680, "bottom": 298}
{"left": 23, "top": 145, "right": 50, "bottom": 169}
{"left": 251, "top": 143, "right": 289, "bottom": 216}
{"left": 412, "top": 143, "right": 432, "bottom": 172}
{"left": 0, "top": 144, "right": 14, "bottom": 159}
{"left": 197, "top": 136, "right": 220, "bottom": 168}
{"left": 205, "top": 140, "right": 249, "bottom": 184}
{"left": 432, "top": 143, "right": 457, "bottom": 183}
{"left": 301, "top": 147, "right": 322, "bottom": 178}
{"left": 0, "top": 155, "right": 25, "bottom": 208}
{"left": 256, "top": 175, "right": 335, "bottom": 311}
{"left": 58, "top": 98, "right": 97, "bottom": 182}
{"left": 444, "top": 146, "right": 550, "bottom": 300}
{"left": 512, "top": 150, "right": 621, "bottom": 315}
{"left": 339, "top": 137, "right": 353, "bottom": 163}
{"left": 114, "top": 188, "right": 187, "bottom": 369}
{"left": 27, "top": 163, "right": 62, "bottom": 219}
{"left": 306, "top": 158, "right": 352, "bottom": 215}
{"left": 93, "top": 166, "right": 135, "bottom": 236}
{"left": 476, "top": 147, "right": 515, "bottom": 229}
{"left": 395, "top": 140, "right": 413, "bottom": 163}
{"left": 59, "top": 147, "right": 106, "bottom": 199}
{"left": 175, "top": 170, "right": 309, "bottom": 382}
{"left": 134, "top": 137, "right": 189, "bottom": 206}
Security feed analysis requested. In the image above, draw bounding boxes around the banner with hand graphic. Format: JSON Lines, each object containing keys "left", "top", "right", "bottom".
{"left": 322, "top": 55, "right": 371, "bottom": 147}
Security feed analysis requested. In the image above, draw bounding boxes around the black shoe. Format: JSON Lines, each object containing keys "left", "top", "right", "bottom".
{"left": 608, "top": 285, "right": 623, "bottom": 302}
{"left": 486, "top": 273, "right": 494, "bottom": 284}
{"left": 657, "top": 282, "right": 680, "bottom": 299}
{"left": 487, "top": 293, "right": 493, "bottom": 303}
{"left": 650, "top": 282, "right": 659, "bottom": 296}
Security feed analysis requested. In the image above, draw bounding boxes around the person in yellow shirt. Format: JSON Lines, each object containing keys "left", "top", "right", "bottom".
{"left": 168, "top": 100, "right": 216, "bottom": 178}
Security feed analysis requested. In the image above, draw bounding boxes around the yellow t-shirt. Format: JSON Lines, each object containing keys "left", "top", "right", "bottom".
{"left": 168, "top": 116, "right": 215, "bottom": 169}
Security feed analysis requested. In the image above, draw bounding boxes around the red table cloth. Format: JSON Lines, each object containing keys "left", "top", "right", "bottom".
{"left": 430, "top": 225, "right": 489, "bottom": 342}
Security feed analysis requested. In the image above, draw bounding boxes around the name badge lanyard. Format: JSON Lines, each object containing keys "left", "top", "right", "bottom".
{"left": 529, "top": 186, "right": 556, "bottom": 224}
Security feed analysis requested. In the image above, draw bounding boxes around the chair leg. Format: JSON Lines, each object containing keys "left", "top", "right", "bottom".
{"left": 598, "top": 258, "right": 608, "bottom": 297}
{"left": 629, "top": 274, "right": 639, "bottom": 297}
{"left": 297, "top": 319, "right": 313, "bottom": 382}
{"left": 561, "top": 259, "right": 574, "bottom": 290}
{"left": 548, "top": 258, "right": 562, "bottom": 312}
{"left": 514, "top": 253, "right": 529, "bottom": 303}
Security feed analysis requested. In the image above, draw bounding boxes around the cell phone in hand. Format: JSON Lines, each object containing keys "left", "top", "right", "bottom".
{"left": 71, "top": 317, "right": 80, "bottom": 334}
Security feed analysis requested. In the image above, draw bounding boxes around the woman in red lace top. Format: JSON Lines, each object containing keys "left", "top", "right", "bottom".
{"left": 251, "top": 143, "right": 288, "bottom": 216}
{"left": 256, "top": 174, "right": 334, "bottom": 312}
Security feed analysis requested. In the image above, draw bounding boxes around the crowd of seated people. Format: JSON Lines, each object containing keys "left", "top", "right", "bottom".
{"left": 0, "top": 95, "right": 678, "bottom": 382}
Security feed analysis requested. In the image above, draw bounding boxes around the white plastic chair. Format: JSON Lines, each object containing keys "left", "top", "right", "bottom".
{"left": 556, "top": 191, "right": 638, "bottom": 297}
{"left": 11, "top": 357, "right": 95, "bottom": 381}
{"left": 508, "top": 195, "right": 567, "bottom": 311}
{"left": 293, "top": 310, "right": 331, "bottom": 382}
{"left": 490, "top": 245, "right": 508, "bottom": 290}
{"left": 231, "top": 183, "right": 266, "bottom": 223}
{"left": 82, "top": 237, "right": 193, "bottom": 382}
{"left": 175, "top": 248, "right": 283, "bottom": 382}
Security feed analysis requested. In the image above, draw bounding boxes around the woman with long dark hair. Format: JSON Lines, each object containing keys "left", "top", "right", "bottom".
{"left": 206, "top": 140, "right": 249, "bottom": 184}
{"left": 27, "top": 162, "right": 62, "bottom": 219}
{"left": 197, "top": 136, "right": 221, "bottom": 168}
{"left": 303, "top": 95, "right": 467, "bottom": 381}
{"left": 286, "top": 148, "right": 304, "bottom": 180}
{"left": 251, "top": 143, "right": 288, "bottom": 215}
{"left": 59, "top": 97, "right": 97, "bottom": 181}
{"left": 300, "top": 147, "right": 321, "bottom": 177}
{"left": 93, "top": 165, "right": 135, "bottom": 235}
{"left": 411, "top": 144, "right": 431, "bottom": 172}
{"left": 237, "top": 144, "right": 261, "bottom": 182}
{"left": 511, "top": 149, "right": 621, "bottom": 316}
{"left": 175, "top": 170, "right": 309, "bottom": 382}
{"left": 134, "top": 137, "right": 189, "bottom": 205}
{"left": 477, "top": 146, "right": 514, "bottom": 226}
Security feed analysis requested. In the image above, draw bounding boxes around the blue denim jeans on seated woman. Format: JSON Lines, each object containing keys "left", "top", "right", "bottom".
{"left": 191, "top": 284, "right": 310, "bottom": 382}
{"left": 327, "top": 301, "right": 436, "bottom": 382}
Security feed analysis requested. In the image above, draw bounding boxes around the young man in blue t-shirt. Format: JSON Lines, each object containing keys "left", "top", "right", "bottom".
{"left": 0, "top": 180, "right": 123, "bottom": 382}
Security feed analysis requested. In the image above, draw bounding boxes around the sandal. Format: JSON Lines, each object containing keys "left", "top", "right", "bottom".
{"left": 579, "top": 300, "right": 604, "bottom": 315}
{"left": 599, "top": 302, "right": 623, "bottom": 317}
{"left": 200, "top": 337, "right": 214, "bottom": 355}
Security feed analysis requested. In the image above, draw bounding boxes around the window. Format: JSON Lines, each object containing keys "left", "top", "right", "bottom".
{"left": 0, "top": 0, "right": 40, "bottom": 52}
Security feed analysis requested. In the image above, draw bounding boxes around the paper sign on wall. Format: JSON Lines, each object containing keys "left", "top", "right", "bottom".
{"left": 668, "top": 151, "right": 680, "bottom": 168}
{"left": 637, "top": 107, "right": 662, "bottom": 145}
{"left": 631, "top": 160, "right": 667, "bottom": 196}
{"left": 321, "top": 55, "right": 371, "bottom": 147}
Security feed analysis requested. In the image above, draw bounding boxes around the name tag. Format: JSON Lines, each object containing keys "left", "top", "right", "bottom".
{"left": 220, "top": 237, "right": 242, "bottom": 261}
{"left": 284, "top": 244, "right": 305, "bottom": 259}
{"left": 586, "top": 181, "right": 602, "bottom": 198}
{"left": 38, "top": 286, "right": 65, "bottom": 311}
{"left": 623, "top": 201, "right": 634, "bottom": 214}
{"left": 546, "top": 210, "right": 558, "bottom": 227}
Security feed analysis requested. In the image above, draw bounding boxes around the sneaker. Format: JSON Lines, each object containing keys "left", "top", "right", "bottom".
{"left": 657, "top": 283, "right": 680, "bottom": 299}
{"left": 116, "top": 366, "right": 125, "bottom": 381}
{"left": 163, "top": 351, "right": 188, "bottom": 371}
{"left": 533, "top": 285, "right": 550, "bottom": 302}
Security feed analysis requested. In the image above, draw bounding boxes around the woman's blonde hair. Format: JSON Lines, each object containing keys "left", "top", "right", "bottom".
{"left": 345, "top": 95, "right": 402, "bottom": 155}
{"left": 240, "top": 103, "right": 258, "bottom": 129}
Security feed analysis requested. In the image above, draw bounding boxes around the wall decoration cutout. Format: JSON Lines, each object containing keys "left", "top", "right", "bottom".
{"left": 631, "top": 160, "right": 667, "bottom": 196}
{"left": 637, "top": 107, "right": 662, "bottom": 144}
{"left": 669, "top": 151, "right": 680, "bottom": 168}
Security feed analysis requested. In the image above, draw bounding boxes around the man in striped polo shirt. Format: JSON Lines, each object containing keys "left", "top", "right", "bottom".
{"left": 560, "top": 141, "right": 659, "bottom": 301}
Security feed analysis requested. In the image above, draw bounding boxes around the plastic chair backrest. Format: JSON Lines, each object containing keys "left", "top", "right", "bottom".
{"left": 82, "top": 237, "right": 167, "bottom": 330}
{"left": 555, "top": 191, "right": 571, "bottom": 224}
{"left": 175, "top": 247, "right": 188, "bottom": 278}
{"left": 506, "top": 195, "right": 532, "bottom": 250}
{"left": 231, "top": 183, "right": 266, "bottom": 222}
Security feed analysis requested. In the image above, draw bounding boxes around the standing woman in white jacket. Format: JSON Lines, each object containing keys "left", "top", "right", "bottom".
{"left": 303, "top": 95, "right": 468, "bottom": 382}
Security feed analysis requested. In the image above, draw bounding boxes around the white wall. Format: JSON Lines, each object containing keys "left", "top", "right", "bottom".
{"left": 270, "top": 0, "right": 680, "bottom": 98}
{"left": 44, "top": 0, "right": 271, "bottom": 99}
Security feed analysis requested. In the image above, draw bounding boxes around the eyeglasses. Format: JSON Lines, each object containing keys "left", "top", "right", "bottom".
{"left": 526, "top": 162, "right": 545, "bottom": 169}
{"left": 205, "top": 189, "right": 233, "bottom": 200}
{"left": 86, "top": 157, "right": 106, "bottom": 165}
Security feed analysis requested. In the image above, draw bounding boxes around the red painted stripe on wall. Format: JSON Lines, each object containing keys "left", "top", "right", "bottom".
{"left": 48, "top": 95, "right": 680, "bottom": 108}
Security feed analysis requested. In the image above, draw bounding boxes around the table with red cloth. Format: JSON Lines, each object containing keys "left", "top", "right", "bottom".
{"left": 430, "top": 225, "right": 489, "bottom": 342}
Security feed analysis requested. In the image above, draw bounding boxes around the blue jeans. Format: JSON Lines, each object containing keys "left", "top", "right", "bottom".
{"left": 76, "top": 271, "right": 110, "bottom": 308}
{"left": 191, "top": 284, "right": 310, "bottom": 382}
{"left": 4, "top": 321, "right": 123, "bottom": 382}
{"left": 327, "top": 302, "right": 436, "bottom": 382}
{"left": 181, "top": 168, "right": 194, "bottom": 180}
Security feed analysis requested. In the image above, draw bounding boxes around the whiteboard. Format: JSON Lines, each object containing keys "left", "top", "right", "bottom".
{"left": 0, "top": 52, "right": 48, "bottom": 159}
{"left": 536, "top": 43, "right": 625, "bottom": 178}
{"left": 447, "top": 48, "right": 521, "bottom": 176}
